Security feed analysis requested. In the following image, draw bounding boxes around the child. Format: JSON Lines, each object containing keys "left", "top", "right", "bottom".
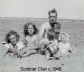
{"left": 59, "top": 33, "right": 74, "bottom": 57}
{"left": 54, "top": 22, "right": 61, "bottom": 41}
{"left": 22, "top": 22, "right": 39, "bottom": 57}
{"left": 2, "top": 30, "right": 25, "bottom": 58}
{"left": 39, "top": 29, "right": 59, "bottom": 60}
{"left": 45, "top": 30, "right": 59, "bottom": 60}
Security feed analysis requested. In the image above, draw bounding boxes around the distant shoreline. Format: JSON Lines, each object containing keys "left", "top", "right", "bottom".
{"left": 0, "top": 17, "right": 84, "bottom": 21}
{"left": 0, "top": 17, "right": 84, "bottom": 23}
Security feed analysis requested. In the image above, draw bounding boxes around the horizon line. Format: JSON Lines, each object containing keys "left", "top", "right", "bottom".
{"left": 0, "top": 17, "right": 84, "bottom": 21}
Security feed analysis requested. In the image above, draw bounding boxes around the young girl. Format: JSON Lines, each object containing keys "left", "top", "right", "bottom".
{"left": 59, "top": 33, "right": 74, "bottom": 57}
{"left": 2, "top": 30, "right": 25, "bottom": 58}
{"left": 22, "top": 22, "right": 39, "bottom": 57}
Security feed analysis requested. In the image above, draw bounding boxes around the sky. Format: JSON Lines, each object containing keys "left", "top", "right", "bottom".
{"left": 0, "top": 0, "right": 84, "bottom": 20}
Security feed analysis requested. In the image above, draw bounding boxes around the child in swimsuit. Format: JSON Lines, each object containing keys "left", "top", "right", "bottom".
{"left": 22, "top": 22, "right": 39, "bottom": 57}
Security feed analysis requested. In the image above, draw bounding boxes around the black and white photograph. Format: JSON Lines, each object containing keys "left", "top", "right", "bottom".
{"left": 0, "top": 0, "right": 84, "bottom": 72}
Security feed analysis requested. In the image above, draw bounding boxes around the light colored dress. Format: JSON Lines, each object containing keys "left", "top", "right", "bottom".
{"left": 59, "top": 42, "right": 71, "bottom": 56}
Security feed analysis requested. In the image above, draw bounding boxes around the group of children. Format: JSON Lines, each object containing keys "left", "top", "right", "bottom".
{"left": 2, "top": 22, "right": 74, "bottom": 60}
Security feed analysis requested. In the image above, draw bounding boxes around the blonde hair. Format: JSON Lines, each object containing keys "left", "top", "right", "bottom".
{"left": 60, "top": 33, "right": 69, "bottom": 41}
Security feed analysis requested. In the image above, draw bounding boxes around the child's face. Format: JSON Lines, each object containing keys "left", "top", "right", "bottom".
{"left": 47, "top": 29, "right": 55, "bottom": 41}
{"left": 28, "top": 25, "right": 34, "bottom": 34}
{"left": 54, "top": 24, "right": 60, "bottom": 32}
{"left": 61, "top": 34, "right": 67, "bottom": 42}
{"left": 9, "top": 35, "right": 17, "bottom": 45}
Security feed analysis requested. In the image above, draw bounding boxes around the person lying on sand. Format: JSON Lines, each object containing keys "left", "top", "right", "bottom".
{"left": 2, "top": 30, "right": 26, "bottom": 58}
{"left": 58, "top": 33, "right": 75, "bottom": 58}
{"left": 22, "top": 22, "right": 39, "bottom": 57}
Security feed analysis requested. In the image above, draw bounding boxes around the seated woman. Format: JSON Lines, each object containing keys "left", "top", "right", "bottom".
{"left": 2, "top": 30, "right": 25, "bottom": 58}
{"left": 22, "top": 22, "right": 39, "bottom": 57}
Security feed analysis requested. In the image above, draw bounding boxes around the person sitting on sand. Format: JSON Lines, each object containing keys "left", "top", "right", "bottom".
{"left": 58, "top": 33, "right": 74, "bottom": 57}
{"left": 22, "top": 22, "right": 39, "bottom": 57}
{"left": 39, "top": 29, "right": 59, "bottom": 60}
{"left": 2, "top": 30, "right": 25, "bottom": 58}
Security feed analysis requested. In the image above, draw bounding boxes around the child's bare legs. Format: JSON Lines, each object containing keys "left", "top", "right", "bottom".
{"left": 38, "top": 43, "right": 46, "bottom": 55}
{"left": 55, "top": 50, "right": 62, "bottom": 57}
{"left": 66, "top": 52, "right": 70, "bottom": 58}
{"left": 45, "top": 50, "right": 55, "bottom": 60}
{"left": 22, "top": 50, "right": 37, "bottom": 57}
{"left": 18, "top": 48, "right": 27, "bottom": 57}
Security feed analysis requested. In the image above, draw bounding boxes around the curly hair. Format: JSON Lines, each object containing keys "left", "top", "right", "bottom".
{"left": 48, "top": 9, "right": 57, "bottom": 17}
{"left": 5, "top": 30, "right": 20, "bottom": 44}
{"left": 54, "top": 22, "right": 61, "bottom": 30}
{"left": 24, "top": 22, "right": 39, "bottom": 37}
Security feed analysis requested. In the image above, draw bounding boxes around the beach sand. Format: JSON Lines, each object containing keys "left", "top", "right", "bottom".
{"left": 0, "top": 18, "right": 84, "bottom": 72}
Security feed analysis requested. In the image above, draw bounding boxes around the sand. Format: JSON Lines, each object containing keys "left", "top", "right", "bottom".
{"left": 0, "top": 18, "right": 84, "bottom": 72}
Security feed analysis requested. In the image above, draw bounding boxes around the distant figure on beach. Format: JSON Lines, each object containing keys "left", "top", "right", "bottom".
{"left": 39, "top": 9, "right": 61, "bottom": 40}
{"left": 58, "top": 33, "right": 74, "bottom": 57}
{"left": 2, "top": 30, "right": 25, "bottom": 58}
{"left": 22, "top": 22, "right": 39, "bottom": 57}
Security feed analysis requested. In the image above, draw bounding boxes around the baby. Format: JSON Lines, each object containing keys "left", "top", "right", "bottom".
{"left": 59, "top": 33, "right": 74, "bottom": 57}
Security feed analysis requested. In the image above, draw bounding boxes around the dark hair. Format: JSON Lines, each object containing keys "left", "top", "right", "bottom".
{"left": 54, "top": 22, "right": 61, "bottom": 30}
{"left": 48, "top": 9, "right": 57, "bottom": 17}
{"left": 24, "top": 22, "right": 39, "bottom": 37}
{"left": 5, "top": 30, "right": 20, "bottom": 44}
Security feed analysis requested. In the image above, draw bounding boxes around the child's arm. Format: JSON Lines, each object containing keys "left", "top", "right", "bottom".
{"left": 47, "top": 40, "right": 58, "bottom": 48}
{"left": 58, "top": 43, "right": 63, "bottom": 56}
{"left": 69, "top": 47, "right": 75, "bottom": 53}
{"left": 1, "top": 43, "right": 10, "bottom": 58}
{"left": 67, "top": 43, "right": 75, "bottom": 53}
{"left": 23, "top": 38, "right": 27, "bottom": 47}
{"left": 2, "top": 48, "right": 9, "bottom": 58}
